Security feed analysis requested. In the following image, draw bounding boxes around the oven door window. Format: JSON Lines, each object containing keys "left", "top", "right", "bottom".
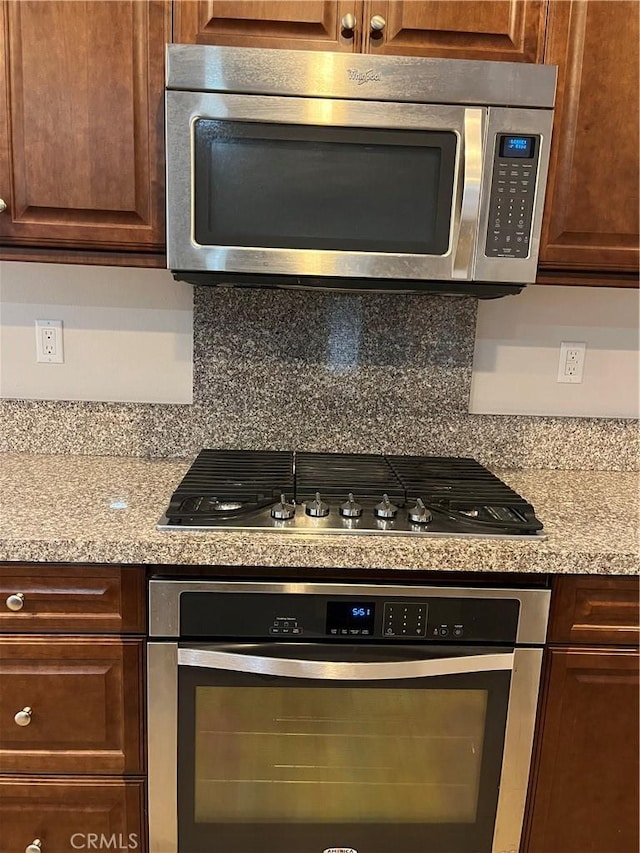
{"left": 193, "top": 120, "right": 457, "bottom": 255}
{"left": 177, "top": 645, "right": 511, "bottom": 853}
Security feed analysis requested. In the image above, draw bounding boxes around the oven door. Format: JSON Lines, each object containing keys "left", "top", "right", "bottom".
{"left": 166, "top": 91, "right": 484, "bottom": 285}
{"left": 148, "top": 643, "right": 542, "bottom": 853}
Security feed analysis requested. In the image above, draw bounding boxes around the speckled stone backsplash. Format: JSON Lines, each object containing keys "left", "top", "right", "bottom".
{"left": 1, "top": 286, "right": 638, "bottom": 469}
{"left": 193, "top": 287, "right": 477, "bottom": 427}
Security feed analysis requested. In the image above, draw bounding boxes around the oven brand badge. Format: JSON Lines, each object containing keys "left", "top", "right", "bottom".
{"left": 323, "top": 849, "right": 358, "bottom": 853}
{"left": 347, "top": 68, "right": 381, "bottom": 84}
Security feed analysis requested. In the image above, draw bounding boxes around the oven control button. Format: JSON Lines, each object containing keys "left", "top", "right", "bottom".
{"left": 438, "top": 626, "right": 450, "bottom": 637}
{"left": 306, "top": 492, "right": 330, "bottom": 518}
{"left": 271, "top": 494, "right": 296, "bottom": 520}
{"left": 453, "top": 626, "right": 464, "bottom": 638}
{"left": 269, "top": 627, "right": 280, "bottom": 634}
{"left": 292, "top": 627, "right": 302, "bottom": 635}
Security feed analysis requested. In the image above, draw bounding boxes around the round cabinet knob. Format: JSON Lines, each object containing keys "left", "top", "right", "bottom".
{"left": 26, "top": 841, "right": 42, "bottom": 853}
{"left": 14, "top": 707, "right": 32, "bottom": 727}
{"left": 341, "top": 12, "right": 357, "bottom": 32}
{"left": 0, "top": 198, "right": 6, "bottom": 213}
{"left": 370, "top": 14, "right": 386, "bottom": 32}
{"left": 6, "top": 593, "right": 25, "bottom": 611}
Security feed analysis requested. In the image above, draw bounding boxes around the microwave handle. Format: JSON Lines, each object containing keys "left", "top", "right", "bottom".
{"left": 452, "top": 107, "right": 484, "bottom": 280}
{"left": 177, "top": 646, "right": 513, "bottom": 680}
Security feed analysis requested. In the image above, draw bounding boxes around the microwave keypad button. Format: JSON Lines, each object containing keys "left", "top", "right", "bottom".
{"left": 485, "top": 139, "right": 539, "bottom": 258}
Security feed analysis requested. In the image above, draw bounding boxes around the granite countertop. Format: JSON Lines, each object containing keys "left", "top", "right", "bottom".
{"left": 0, "top": 453, "right": 637, "bottom": 574}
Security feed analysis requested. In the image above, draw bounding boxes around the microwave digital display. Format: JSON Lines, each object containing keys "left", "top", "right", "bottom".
{"left": 499, "top": 135, "right": 536, "bottom": 158}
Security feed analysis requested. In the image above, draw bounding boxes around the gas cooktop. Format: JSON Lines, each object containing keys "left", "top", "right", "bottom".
{"left": 158, "top": 450, "right": 545, "bottom": 539}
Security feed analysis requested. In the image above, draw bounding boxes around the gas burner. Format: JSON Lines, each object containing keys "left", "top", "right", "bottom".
{"left": 159, "top": 450, "right": 545, "bottom": 539}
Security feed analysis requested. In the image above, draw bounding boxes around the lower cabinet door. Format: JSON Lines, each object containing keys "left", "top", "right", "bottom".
{"left": 0, "top": 777, "right": 146, "bottom": 853}
{"left": 0, "top": 637, "right": 144, "bottom": 774}
{"left": 523, "top": 647, "right": 639, "bottom": 853}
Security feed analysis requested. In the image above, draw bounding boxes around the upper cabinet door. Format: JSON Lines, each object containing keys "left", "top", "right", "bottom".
{"left": 539, "top": 1, "right": 639, "bottom": 272}
{"left": 361, "top": 1, "right": 547, "bottom": 61}
{"left": 174, "top": 1, "right": 365, "bottom": 52}
{"left": 0, "top": 1, "right": 168, "bottom": 252}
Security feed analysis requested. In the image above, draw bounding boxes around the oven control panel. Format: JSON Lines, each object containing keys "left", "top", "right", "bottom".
{"left": 179, "top": 593, "right": 520, "bottom": 644}
{"left": 485, "top": 134, "right": 540, "bottom": 259}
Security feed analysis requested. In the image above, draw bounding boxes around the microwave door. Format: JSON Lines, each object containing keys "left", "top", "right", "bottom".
{"left": 165, "top": 92, "right": 484, "bottom": 285}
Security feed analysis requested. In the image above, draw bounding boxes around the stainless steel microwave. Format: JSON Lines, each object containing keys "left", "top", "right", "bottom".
{"left": 166, "top": 45, "right": 556, "bottom": 297}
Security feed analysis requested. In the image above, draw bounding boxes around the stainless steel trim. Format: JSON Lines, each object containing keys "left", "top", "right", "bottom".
{"left": 166, "top": 91, "right": 468, "bottom": 280}
{"left": 178, "top": 646, "right": 514, "bottom": 680}
{"left": 453, "top": 108, "right": 483, "bottom": 279}
{"left": 148, "top": 643, "right": 178, "bottom": 853}
{"left": 166, "top": 45, "right": 557, "bottom": 109}
{"left": 148, "top": 580, "right": 550, "bottom": 644}
{"left": 492, "top": 647, "right": 543, "bottom": 853}
{"left": 156, "top": 513, "right": 546, "bottom": 540}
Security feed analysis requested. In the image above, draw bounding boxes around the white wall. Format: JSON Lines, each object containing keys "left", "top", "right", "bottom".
{"left": 1, "top": 263, "right": 638, "bottom": 419}
{"left": 470, "top": 285, "right": 639, "bottom": 418}
{"left": 0, "top": 261, "right": 193, "bottom": 403}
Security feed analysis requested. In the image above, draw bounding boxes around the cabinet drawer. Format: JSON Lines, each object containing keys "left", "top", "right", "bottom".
{"left": 0, "top": 565, "right": 145, "bottom": 633}
{"left": 549, "top": 576, "right": 640, "bottom": 645}
{"left": 0, "top": 777, "right": 145, "bottom": 853}
{"left": 0, "top": 637, "right": 144, "bottom": 774}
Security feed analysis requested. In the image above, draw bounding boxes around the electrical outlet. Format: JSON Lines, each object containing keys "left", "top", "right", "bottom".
{"left": 557, "top": 341, "right": 586, "bottom": 384}
{"left": 35, "top": 319, "right": 64, "bottom": 364}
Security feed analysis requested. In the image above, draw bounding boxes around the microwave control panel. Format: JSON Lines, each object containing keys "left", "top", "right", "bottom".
{"left": 485, "top": 134, "right": 540, "bottom": 259}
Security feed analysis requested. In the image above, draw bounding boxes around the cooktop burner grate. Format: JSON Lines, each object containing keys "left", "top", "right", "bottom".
{"left": 161, "top": 449, "right": 544, "bottom": 536}
{"left": 295, "top": 452, "right": 404, "bottom": 502}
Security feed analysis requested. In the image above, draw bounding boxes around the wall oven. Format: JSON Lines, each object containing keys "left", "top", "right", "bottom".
{"left": 148, "top": 580, "right": 549, "bottom": 853}
{"left": 166, "top": 46, "right": 556, "bottom": 296}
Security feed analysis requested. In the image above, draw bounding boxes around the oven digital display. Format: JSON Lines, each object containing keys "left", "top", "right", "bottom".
{"left": 499, "top": 135, "right": 536, "bottom": 158}
{"left": 327, "top": 601, "right": 375, "bottom": 635}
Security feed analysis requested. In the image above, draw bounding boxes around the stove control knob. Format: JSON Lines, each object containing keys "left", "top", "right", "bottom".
{"left": 306, "top": 492, "right": 330, "bottom": 518}
{"left": 374, "top": 494, "right": 398, "bottom": 519}
{"left": 340, "top": 493, "right": 363, "bottom": 518}
{"left": 409, "top": 498, "right": 432, "bottom": 525}
{"left": 271, "top": 494, "right": 295, "bottom": 521}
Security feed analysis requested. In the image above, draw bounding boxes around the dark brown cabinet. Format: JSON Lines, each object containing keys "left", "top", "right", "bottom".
{"left": 0, "top": 564, "right": 146, "bottom": 634}
{"left": 0, "top": 564, "right": 147, "bottom": 848}
{"left": 522, "top": 575, "right": 640, "bottom": 853}
{"left": 174, "top": 0, "right": 364, "bottom": 52}
{"left": 175, "top": 0, "right": 548, "bottom": 60}
{"left": 0, "top": 637, "right": 144, "bottom": 774}
{"left": 538, "top": 0, "right": 640, "bottom": 274}
{"left": 362, "top": 0, "right": 547, "bottom": 61}
{"left": 0, "top": 0, "right": 169, "bottom": 260}
{"left": 0, "top": 777, "right": 146, "bottom": 853}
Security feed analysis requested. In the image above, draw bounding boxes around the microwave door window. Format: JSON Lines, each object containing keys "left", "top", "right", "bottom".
{"left": 193, "top": 120, "right": 457, "bottom": 255}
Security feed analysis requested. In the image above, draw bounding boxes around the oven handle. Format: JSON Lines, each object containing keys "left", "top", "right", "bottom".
{"left": 452, "top": 106, "right": 483, "bottom": 280}
{"left": 177, "top": 646, "right": 514, "bottom": 681}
